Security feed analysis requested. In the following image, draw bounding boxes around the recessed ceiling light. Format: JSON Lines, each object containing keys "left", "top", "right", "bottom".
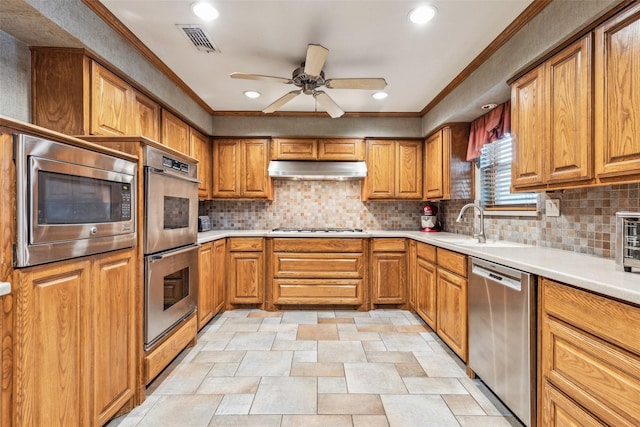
{"left": 481, "top": 103, "right": 498, "bottom": 110}
{"left": 409, "top": 5, "right": 437, "bottom": 24}
{"left": 191, "top": 2, "right": 219, "bottom": 21}
{"left": 372, "top": 92, "right": 388, "bottom": 100}
{"left": 244, "top": 90, "right": 261, "bottom": 99}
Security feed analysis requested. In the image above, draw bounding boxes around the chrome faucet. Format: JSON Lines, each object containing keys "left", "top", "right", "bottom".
{"left": 456, "top": 202, "right": 486, "bottom": 243}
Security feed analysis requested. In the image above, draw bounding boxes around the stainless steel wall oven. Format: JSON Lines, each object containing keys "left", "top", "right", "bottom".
{"left": 15, "top": 134, "right": 136, "bottom": 267}
{"left": 143, "top": 145, "right": 199, "bottom": 350}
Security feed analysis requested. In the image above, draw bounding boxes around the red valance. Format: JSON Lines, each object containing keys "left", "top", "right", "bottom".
{"left": 466, "top": 100, "right": 511, "bottom": 161}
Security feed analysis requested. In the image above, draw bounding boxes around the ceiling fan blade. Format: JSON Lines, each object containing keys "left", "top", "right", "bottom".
{"left": 314, "top": 91, "right": 344, "bottom": 118}
{"left": 304, "top": 44, "right": 329, "bottom": 77}
{"left": 230, "top": 72, "right": 291, "bottom": 84}
{"left": 262, "top": 90, "right": 302, "bottom": 113}
{"left": 325, "top": 78, "right": 388, "bottom": 90}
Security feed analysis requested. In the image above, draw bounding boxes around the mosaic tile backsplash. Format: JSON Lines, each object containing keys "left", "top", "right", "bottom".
{"left": 200, "top": 181, "right": 640, "bottom": 260}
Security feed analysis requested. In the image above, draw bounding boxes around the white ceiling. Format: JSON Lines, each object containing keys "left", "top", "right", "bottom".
{"left": 99, "top": 0, "right": 533, "bottom": 115}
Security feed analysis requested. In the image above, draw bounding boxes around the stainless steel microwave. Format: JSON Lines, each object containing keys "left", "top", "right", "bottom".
{"left": 14, "top": 134, "right": 137, "bottom": 267}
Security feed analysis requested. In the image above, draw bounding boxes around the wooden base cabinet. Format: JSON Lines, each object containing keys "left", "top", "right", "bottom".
{"left": 415, "top": 243, "right": 437, "bottom": 330}
{"left": 371, "top": 238, "right": 407, "bottom": 306}
{"left": 540, "top": 278, "right": 640, "bottom": 426}
{"left": 228, "top": 238, "right": 264, "bottom": 306}
{"left": 197, "top": 240, "right": 226, "bottom": 330}
{"left": 13, "top": 249, "right": 136, "bottom": 427}
{"left": 435, "top": 248, "right": 468, "bottom": 362}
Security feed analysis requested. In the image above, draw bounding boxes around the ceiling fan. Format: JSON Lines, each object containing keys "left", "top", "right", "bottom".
{"left": 230, "top": 44, "right": 387, "bottom": 118}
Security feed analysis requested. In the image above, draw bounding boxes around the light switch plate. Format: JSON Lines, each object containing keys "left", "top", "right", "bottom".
{"left": 545, "top": 199, "right": 561, "bottom": 217}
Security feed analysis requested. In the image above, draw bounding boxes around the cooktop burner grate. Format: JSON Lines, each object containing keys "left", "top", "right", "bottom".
{"left": 271, "top": 227, "right": 363, "bottom": 233}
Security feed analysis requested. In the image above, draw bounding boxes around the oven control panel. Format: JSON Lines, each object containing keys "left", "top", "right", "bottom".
{"left": 162, "top": 156, "right": 190, "bottom": 174}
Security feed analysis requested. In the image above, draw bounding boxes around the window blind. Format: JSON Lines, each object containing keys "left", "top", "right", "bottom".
{"left": 479, "top": 136, "right": 537, "bottom": 208}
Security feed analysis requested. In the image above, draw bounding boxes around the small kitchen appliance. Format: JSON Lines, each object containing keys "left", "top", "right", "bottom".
{"left": 421, "top": 203, "right": 441, "bottom": 232}
{"left": 616, "top": 211, "right": 640, "bottom": 272}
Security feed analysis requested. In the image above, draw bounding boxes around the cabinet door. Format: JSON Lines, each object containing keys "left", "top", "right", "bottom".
{"left": 546, "top": 35, "right": 593, "bottom": 184}
{"left": 91, "top": 62, "right": 131, "bottom": 136}
{"left": 90, "top": 250, "right": 136, "bottom": 426}
{"left": 396, "top": 140, "right": 423, "bottom": 199}
{"left": 197, "top": 243, "right": 215, "bottom": 330}
{"left": 371, "top": 251, "right": 407, "bottom": 304}
{"left": 542, "top": 383, "right": 605, "bottom": 427}
{"left": 424, "top": 131, "right": 444, "bottom": 199}
{"left": 229, "top": 251, "right": 263, "bottom": 304}
{"left": 318, "top": 138, "right": 365, "bottom": 161}
{"left": 243, "top": 139, "right": 271, "bottom": 198}
{"left": 436, "top": 268, "right": 467, "bottom": 361}
{"left": 511, "top": 65, "right": 546, "bottom": 188}
{"left": 416, "top": 257, "right": 437, "bottom": 330}
{"left": 132, "top": 90, "right": 160, "bottom": 141}
{"left": 161, "top": 110, "right": 190, "bottom": 154}
{"left": 271, "top": 138, "right": 317, "bottom": 160}
{"left": 190, "top": 129, "right": 212, "bottom": 199}
{"left": 213, "top": 140, "right": 241, "bottom": 197}
{"left": 595, "top": 4, "right": 640, "bottom": 179}
{"left": 213, "top": 239, "right": 227, "bottom": 314}
{"left": 14, "top": 261, "right": 89, "bottom": 427}
{"left": 365, "top": 140, "right": 395, "bottom": 199}
{"left": 408, "top": 240, "right": 417, "bottom": 310}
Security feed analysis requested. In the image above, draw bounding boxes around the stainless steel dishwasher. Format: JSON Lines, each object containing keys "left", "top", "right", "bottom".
{"left": 468, "top": 257, "right": 536, "bottom": 427}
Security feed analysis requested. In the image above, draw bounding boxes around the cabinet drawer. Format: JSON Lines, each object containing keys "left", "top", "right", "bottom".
{"left": 273, "top": 278, "right": 363, "bottom": 304}
{"left": 542, "top": 279, "right": 640, "bottom": 355}
{"left": 417, "top": 242, "right": 436, "bottom": 263}
{"left": 542, "top": 382, "right": 605, "bottom": 427}
{"left": 273, "top": 253, "right": 364, "bottom": 278}
{"left": 437, "top": 248, "right": 467, "bottom": 277}
{"left": 542, "top": 316, "right": 640, "bottom": 426}
{"left": 272, "top": 238, "right": 363, "bottom": 253}
{"left": 372, "top": 238, "right": 405, "bottom": 252}
{"left": 317, "top": 138, "right": 364, "bottom": 161}
{"left": 271, "top": 139, "right": 317, "bottom": 160}
{"left": 228, "top": 237, "right": 263, "bottom": 251}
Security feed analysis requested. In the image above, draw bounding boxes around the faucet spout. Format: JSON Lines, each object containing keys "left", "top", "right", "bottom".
{"left": 456, "top": 202, "right": 486, "bottom": 243}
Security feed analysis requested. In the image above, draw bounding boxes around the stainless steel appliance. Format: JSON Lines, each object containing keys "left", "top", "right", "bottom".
{"left": 144, "top": 145, "right": 199, "bottom": 254}
{"left": 144, "top": 244, "right": 198, "bottom": 349}
{"left": 268, "top": 160, "right": 367, "bottom": 180}
{"left": 616, "top": 211, "right": 640, "bottom": 272}
{"left": 420, "top": 203, "right": 441, "bottom": 232}
{"left": 143, "top": 145, "right": 199, "bottom": 350}
{"left": 469, "top": 257, "right": 536, "bottom": 427}
{"left": 14, "top": 134, "right": 136, "bottom": 267}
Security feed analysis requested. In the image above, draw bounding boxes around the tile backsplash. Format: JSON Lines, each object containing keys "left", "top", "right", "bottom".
{"left": 200, "top": 181, "right": 640, "bottom": 260}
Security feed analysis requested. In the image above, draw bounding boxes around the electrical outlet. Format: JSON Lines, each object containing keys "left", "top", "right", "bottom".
{"left": 545, "top": 199, "right": 561, "bottom": 217}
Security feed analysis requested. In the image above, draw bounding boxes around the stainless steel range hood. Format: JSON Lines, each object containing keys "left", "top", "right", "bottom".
{"left": 268, "top": 160, "right": 367, "bottom": 181}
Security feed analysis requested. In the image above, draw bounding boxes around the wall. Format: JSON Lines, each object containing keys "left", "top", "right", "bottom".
{"left": 200, "top": 180, "right": 424, "bottom": 231}
{"left": 441, "top": 184, "right": 640, "bottom": 259}
{"left": 0, "top": 30, "right": 30, "bottom": 121}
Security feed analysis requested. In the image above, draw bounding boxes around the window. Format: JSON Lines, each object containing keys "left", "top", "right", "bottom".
{"left": 479, "top": 136, "right": 537, "bottom": 210}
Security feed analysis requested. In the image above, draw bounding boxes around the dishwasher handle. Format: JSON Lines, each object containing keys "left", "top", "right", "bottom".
{"left": 472, "top": 263, "right": 522, "bottom": 292}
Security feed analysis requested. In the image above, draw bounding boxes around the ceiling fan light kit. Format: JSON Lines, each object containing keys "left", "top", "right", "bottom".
{"left": 230, "top": 43, "right": 387, "bottom": 118}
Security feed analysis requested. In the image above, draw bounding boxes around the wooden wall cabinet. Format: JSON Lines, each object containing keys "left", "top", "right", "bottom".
{"left": 161, "top": 109, "right": 190, "bottom": 155}
{"left": 539, "top": 278, "right": 640, "bottom": 426}
{"left": 228, "top": 238, "right": 264, "bottom": 305}
{"left": 190, "top": 128, "right": 212, "bottom": 199}
{"left": 435, "top": 248, "right": 468, "bottom": 362}
{"left": 370, "top": 238, "right": 407, "bottom": 305}
{"left": 415, "top": 242, "right": 437, "bottom": 330}
{"left": 270, "top": 238, "right": 366, "bottom": 307}
{"left": 271, "top": 138, "right": 365, "bottom": 161}
{"left": 424, "top": 124, "right": 472, "bottom": 201}
{"left": 31, "top": 48, "right": 160, "bottom": 141}
{"left": 13, "top": 249, "right": 136, "bottom": 427}
{"left": 213, "top": 139, "right": 272, "bottom": 200}
{"left": 594, "top": 4, "right": 640, "bottom": 181}
{"left": 363, "top": 139, "right": 423, "bottom": 200}
{"left": 511, "top": 35, "right": 593, "bottom": 190}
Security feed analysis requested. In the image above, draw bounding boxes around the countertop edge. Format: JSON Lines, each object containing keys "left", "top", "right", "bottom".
{"left": 198, "top": 229, "right": 640, "bottom": 305}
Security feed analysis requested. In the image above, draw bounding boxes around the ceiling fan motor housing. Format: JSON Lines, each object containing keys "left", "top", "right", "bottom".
{"left": 292, "top": 65, "right": 325, "bottom": 94}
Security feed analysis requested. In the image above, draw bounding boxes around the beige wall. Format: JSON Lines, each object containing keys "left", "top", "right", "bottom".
{"left": 0, "top": 30, "right": 30, "bottom": 121}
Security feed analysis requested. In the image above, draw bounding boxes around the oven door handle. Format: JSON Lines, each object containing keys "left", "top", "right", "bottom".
{"left": 147, "top": 244, "right": 200, "bottom": 262}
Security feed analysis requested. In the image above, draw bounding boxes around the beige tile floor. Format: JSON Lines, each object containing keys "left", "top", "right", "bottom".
{"left": 108, "top": 310, "right": 523, "bottom": 427}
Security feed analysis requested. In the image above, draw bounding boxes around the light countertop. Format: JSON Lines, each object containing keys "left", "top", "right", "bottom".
{"left": 198, "top": 229, "right": 640, "bottom": 305}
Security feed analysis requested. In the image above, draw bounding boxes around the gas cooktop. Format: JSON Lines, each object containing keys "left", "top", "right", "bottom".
{"left": 271, "top": 227, "right": 364, "bottom": 233}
